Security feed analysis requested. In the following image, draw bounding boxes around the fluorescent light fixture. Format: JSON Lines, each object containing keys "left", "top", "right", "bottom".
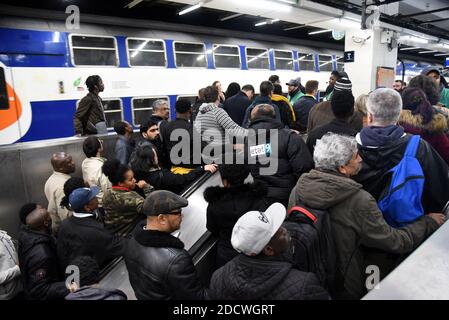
{"left": 232, "top": 0, "right": 292, "bottom": 13}
{"left": 399, "top": 47, "right": 421, "bottom": 51}
{"left": 131, "top": 40, "right": 149, "bottom": 58}
{"left": 418, "top": 50, "right": 438, "bottom": 54}
{"left": 434, "top": 53, "right": 449, "bottom": 56}
{"left": 179, "top": 3, "right": 201, "bottom": 16}
{"left": 308, "top": 29, "right": 332, "bottom": 35}
{"left": 218, "top": 13, "right": 244, "bottom": 22}
{"left": 399, "top": 35, "right": 428, "bottom": 44}
{"left": 272, "top": 19, "right": 280, "bottom": 23}
{"left": 255, "top": 21, "right": 268, "bottom": 27}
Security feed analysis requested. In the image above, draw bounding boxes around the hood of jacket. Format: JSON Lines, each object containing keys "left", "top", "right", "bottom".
{"left": 399, "top": 109, "right": 448, "bottom": 134}
{"left": 213, "top": 254, "right": 292, "bottom": 299}
{"left": 249, "top": 116, "right": 284, "bottom": 130}
{"left": 358, "top": 125, "right": 405, "bottom": 147}
{"left": 204, "top": 181, "right": 267, "bottom": 203}
{"left": 18, "top": 227, "right": 54, "bottom": 255}
{"left": 65, "top": 286, "right": 127, "bottom": 300}
{"left": 295, "top": 170, "right": 362, "bottom": 210}
{"left": 198, "top": 102, "right": 217, "bottom": 114}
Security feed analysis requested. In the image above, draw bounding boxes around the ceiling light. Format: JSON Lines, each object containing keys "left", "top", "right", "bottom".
{"left": 179, "top": 3, "right": 202, "bottom": 16}
{"left": 399, "top": 36, "right": 429, "bottom": 44}
{"left": 308, "top": 29, "right": 332, "bottom": 35}
{"left": 232, "top": 0, "right": 292, "bottom": 13}
{"left": 255, "top": 21, "right": 268, "bottom": 27}
{"left": 399, "top": 47, "right": 421, "bottom": 51}
{"left": 418, "top": 50, "right": 438, "bottom": 54}
{"left": 434, "top": 53, "right": 449, "bottom": 56}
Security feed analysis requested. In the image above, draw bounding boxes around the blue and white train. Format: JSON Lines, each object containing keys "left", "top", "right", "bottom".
{"left": 0, "top": 15, "right": 444, "bottom": 145}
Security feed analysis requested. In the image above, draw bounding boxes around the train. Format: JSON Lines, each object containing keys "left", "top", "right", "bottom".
{"left": 0, "top": 15, "right": 446, "bottom": 145}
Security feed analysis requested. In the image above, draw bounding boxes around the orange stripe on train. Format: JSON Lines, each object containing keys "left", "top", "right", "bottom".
{"left": 0, "top": 83, "right": 22, "bottom": 130}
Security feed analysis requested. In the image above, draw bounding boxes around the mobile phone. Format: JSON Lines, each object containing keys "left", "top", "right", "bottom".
{"left": 442, "top": 201, "right": 449, "bottom": 216}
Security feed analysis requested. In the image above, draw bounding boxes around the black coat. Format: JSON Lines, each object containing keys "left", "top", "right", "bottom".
{"left": 208, "top": 254, "right": 329, "bottom": 300}
{"left": 246, "top": 117, "right": 314, "bottom": 206}
{"left": 57, "top": 215, "right": 124, "bottom": 270}
{"left": 355, "top": 133, "right": 449, "bottom": 213}
{"left": 306, "top": 118, "right": 357, "bottom": 154}
{"left": 65, "top": 286, "right": 127, "bottom": 300}
{"left": 222, "top": 91, "right": 252, "bottom": 126}
{"left": 18, "top": 227, "right": 69, "bottom": 300}
{"left": 124, "top": 223, "right": 206, "bottom": 300}
{"left": 134, "top": 166, "right": 204, "bottom": 194}
{"left": 293, "top": 95, "right": 317, "bottom": 132}
{"left": 204, "top": 181, "right": 269, "bottom": 268}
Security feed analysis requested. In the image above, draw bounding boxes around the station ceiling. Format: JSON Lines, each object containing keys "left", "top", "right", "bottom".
{"left": 0, "top": 0, "right": 448, "bottom": 64}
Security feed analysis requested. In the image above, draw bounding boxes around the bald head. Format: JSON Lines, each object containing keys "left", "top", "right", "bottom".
{"left": 51, "top": 152, "right": 75, "bottom": 174}
{"left": 25, "top": 205, "right": 52, "bottom": 232}
{"left": 251, "top": 104, "right": 276, "bottom": 121}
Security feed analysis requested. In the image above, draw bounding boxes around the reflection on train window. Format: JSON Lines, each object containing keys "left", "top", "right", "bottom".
{"left": 246, "top": 48, "right": 269, "bottom": 69}
{"left": 318, "top": 54, "right": 334, "bottom": 72}
{"left": 213, "top": 44, "right": 241, "bottom": 69}
{"left": 336, "top": 56, "right": 345, "bottom": 73}
{"left": 132, "top": 97, "right": 170, "bottom": 127}
{"left": 177, "top": 95, "right": 197, "bottom": 106}
{"left": 174, "top": 42, "right": 207, "bottom": 68}
{"left": 274, "top": 50, "right": 293, "bottom": 70}
{"left": 127, "top": 38, "right": 166, "bottom": 67}
{"left": 297, "top": 53, "right": 315, "bottom": 71}
{"left": 102, "top": 99, "right": 123, "bottom": 129}
{"left": 0, "top": 68, "right": 8, "bottom": 110}
{"left": 70, "top": 35, "right": 118, "bottom": 66}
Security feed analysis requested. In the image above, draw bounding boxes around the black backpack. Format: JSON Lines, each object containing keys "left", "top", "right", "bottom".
{"left": 283, "top": 201, "right": 336, "bottom": 295}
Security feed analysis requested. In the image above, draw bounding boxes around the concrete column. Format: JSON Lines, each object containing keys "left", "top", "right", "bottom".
{"left": 344, "top": 28, "right": 398, "bottom": 98}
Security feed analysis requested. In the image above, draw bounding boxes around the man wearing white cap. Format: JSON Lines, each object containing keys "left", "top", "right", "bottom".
{"left": 208, "top": 203, "right": 329, "bottom": 300}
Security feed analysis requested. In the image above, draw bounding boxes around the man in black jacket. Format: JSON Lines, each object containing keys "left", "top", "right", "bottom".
{"left": 140, "top": 119, "right": 169, "bottom": 169}
{"left": 208, "top": 203, "right": 329, "bottom": 300}
{"left": 222, "top": 84, "right": 254, "bottom": 126}
{"left": 57, "top": 186, "right": 124, "bottom": 270}
{"left": 124, "top": 190, "right": 206, "bottom": 300}
{"left": 246, "top": 104, "right": 314, "bottom": 206}
{"left": 293, "top": 80, "right": 319, "bottom": 132}
{"left": 354, "top": 88, "right": 449, "bottom": 214}
{"left": 18, "top": 203, "right": 69, "bottom": 300}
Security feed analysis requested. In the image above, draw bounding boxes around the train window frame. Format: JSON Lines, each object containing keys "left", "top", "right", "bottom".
{"left": 69, "top": 34, "right": 119, "bottom": 67}
{"left": 126, "top": 37, "right": 167, "bottom": 68}
{"left": 297, "top": 52, "right": 316, "bottom": 71}
{"left": 131, "top": 96, "right": 170, "bottom": 127}
{"left": 176, "top": 94, "right": 197, "bottom": 107}
{"left": 173, "top": 41, "right": 207, "bottom": 69}
{"left": 245, "top": 47, "right": 270, "bottom": 70}
{"left": 0, "top": 67, "right": 8, "bottom": 110}
{"left": 75, "top": 98, "right": 123, "bottom": 130}
{"left": 273, "top": 49, "right": 294, "bottom": 71}
{"left": 318, "top": 54, "right": 334, "bottom": 72}
{"left": 335, "top": 56, "right": 345, "bottom": 72}
{"left": 212, "top": 44, "right": 241, "bottom": 69}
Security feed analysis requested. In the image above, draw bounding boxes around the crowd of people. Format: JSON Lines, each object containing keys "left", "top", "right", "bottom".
{"left": 1, "top": 67, "right": 449, "bottom": 300}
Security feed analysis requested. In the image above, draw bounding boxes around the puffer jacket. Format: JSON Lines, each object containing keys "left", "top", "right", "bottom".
{"left": 246, "top": 117, "right": 314, "bottom": 206}
{"left": 355, "top": 130, "right": 449, "bottom": 214}
{"left": 65, "top": 286, "right": 127, "bottom": 300}
{"left": 399, "top": 110, "right": 449, "bottom": 165}
{"left": 81, "top": 157, "right": 112, "bottom": 206}
{"left": 102, "top": 184, "right": 153, "bottom": 235}
{"left": 124, "top": 222, "right": 206, "bottom": 300}
{"left": 0, "top": 231, "right": 22, "bottom": 300}
{"left": 18, "top": 227, "right": 69, "bottom": 300}
{"left": 204, "top": 181, "right": 269, "bottom": 268}
{"left": 292, "top": 169, "right": 440, "bottom": 299}
{"left": 208, "top": 254, "right": 329, "bottom": 300}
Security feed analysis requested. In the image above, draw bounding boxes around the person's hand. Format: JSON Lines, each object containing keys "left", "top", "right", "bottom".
{"left": 136, "top": 180, "right": 147, "bottom": 189}
{"left": 204, "top": 164, "right": 218, "bottom": 173}
{"left": 427, "top": 213, "right": 446, "bottom": 226}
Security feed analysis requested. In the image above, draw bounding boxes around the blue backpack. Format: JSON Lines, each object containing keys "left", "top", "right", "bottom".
{"left": 378, "top": 135, "right": 425, "bottom": 227}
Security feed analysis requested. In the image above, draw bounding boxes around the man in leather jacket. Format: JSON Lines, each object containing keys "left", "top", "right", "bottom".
{"left": 124, "top": 190, "right": 206, "bottom": 300}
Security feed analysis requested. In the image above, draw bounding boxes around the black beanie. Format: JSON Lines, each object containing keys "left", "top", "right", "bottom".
{"left": 331, "top": 90, "right": 355, "bottom": 119}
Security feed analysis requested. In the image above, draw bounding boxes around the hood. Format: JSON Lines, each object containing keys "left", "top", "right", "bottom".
{"left": 216, "top": 255, "right": 292, "bottom": 299}
{"left": 204, "top": 181, "right": 267, "bottom": 203}
{"left": 358, "top": 125, "right": 405, "bottom": 147}
{"left": 253, "top": 95, "right": 272, "bottom": 105}
{"left": 295, "top": 170, "right": 362, "bottom": 210}
{"left": 271, "top": 94, "right": 290, "bottom": 105}
{"left": 65, "top": 286, "right": 127, "bottom": 300}
{"left": 399, "top": 110, "right": 448, "bottom": 134}
{"left": 199, "top": 102, "right": 217, "bottom": 114}
{"left": 249, "top": 117, "right": 284, "bottom": 130}
{"left": 18, "top": 227, "right": 54, "bottom": 255}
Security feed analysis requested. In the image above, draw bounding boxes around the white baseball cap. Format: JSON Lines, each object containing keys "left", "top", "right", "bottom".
{"left": 231, "top": 203, "right": 286, "bottom": 256}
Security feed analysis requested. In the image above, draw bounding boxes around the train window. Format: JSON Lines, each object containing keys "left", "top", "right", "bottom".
{"left": 336, "top": 56, "right": 345, "bottom": 73}
{"left": 127, "top": 38, "right": 166, "bottom": 67}
{"left": 274, "top": 50, "right": 293, "bottom": 70}
{"left": 70, "top": 35, "right": 118, "bottom": 66}
{"left": 131, "top": 97, "right": 170, "bottom": 127}
{"left": 213, "top": 44, "right": 241, "bottom": 69}
{"left": 103, "top": 99, "right": 123, "bottom": 129}
{"left": 177, "top": 95, "right": 197, "bottom": 106}
{"left": 0, "top": 67, "right": 8, "bottom": 110}
{"left": 174, "top": 42, "right": 207, "bottom": 68}
{"left": 318, "top": 54, "right": 334, "bottom": 72}
{"left": 297, "top": 53, "right": 315, "bottom": 71}
{"left": 246, "top": 48, "right": 269, "bottom": 69}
